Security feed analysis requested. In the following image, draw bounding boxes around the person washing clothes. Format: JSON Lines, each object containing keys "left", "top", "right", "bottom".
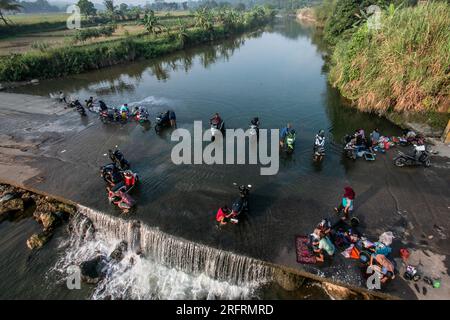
{"left": 279, "top": 123, "right": 293, "bottom": 148}
{"left": 334, "top": 186, "right": 355, "bottom": 220}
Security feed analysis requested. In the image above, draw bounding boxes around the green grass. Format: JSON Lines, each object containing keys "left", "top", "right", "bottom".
{"left": 5, "top": 13, "right": 70, "bottom": 25}
{"left": 328, "top": 2, "right": 449, "bottom": 127}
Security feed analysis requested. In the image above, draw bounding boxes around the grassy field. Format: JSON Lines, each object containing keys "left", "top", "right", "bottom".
{"left": 0, "top": 12, "right": 195, "bottom": 56}
{"left": 5, "top": 13, "right": 70, "bottom": 25}
{"left": 5, "top": 11, "right": 191, "bottom": 25}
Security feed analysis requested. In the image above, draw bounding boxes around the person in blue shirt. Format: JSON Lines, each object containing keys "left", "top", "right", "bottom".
{"left": 280, "top": 123, "right": 293, "bottom": 148}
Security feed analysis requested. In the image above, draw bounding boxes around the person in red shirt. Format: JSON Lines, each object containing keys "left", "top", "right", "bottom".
{"left": 216, "top": 205, "right": 232, "bottom": 225}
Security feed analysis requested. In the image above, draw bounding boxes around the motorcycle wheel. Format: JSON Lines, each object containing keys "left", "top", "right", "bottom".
{"left": 423, "top": 159, "right": 431, "bottom": 167}
{"left": 155, "top": 125, "right": 161, "bottom": 134}
{"left": 394, "top": 157, "right": 406, "bottom": 167}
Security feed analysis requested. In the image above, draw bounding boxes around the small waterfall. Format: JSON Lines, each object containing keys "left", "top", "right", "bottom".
{"left": 76, "top": 205, "right": 272, "bottom": 287}
{"left": 140, "top": 224, "right": 273, "bottom": 285}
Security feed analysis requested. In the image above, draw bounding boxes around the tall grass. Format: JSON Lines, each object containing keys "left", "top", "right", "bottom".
{"left": 329, "top": 2, "right": 450, "bottom": 117}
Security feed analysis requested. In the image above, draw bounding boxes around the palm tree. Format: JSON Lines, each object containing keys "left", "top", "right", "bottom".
{"left": 0, "top": 0, "right": 22, "bottom": 25}
{"left": 141, "top": 10, "right": 164, "bottom": 36}
{"left": 194, "top": 7, "right": 214, "bottom": 32}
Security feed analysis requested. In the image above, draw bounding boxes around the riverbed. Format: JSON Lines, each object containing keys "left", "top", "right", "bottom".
{"left": 1, "top": 18, "right": 449, "bottom": 299}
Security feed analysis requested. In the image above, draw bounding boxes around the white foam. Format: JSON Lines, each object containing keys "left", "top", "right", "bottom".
{"left": 52, "top": 215, "right": 259, "bottom": 300}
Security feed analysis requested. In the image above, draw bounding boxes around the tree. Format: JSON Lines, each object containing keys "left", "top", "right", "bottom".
{"left": 104, "top": 0, "right": 115, "bottom": 16}
{"left": 176, "top": 18, "right": 189, "bottom": 48}
{"left": 77, "top": 0, "right": 96, "bottom": 17}
{"left": 141, "top": 10, "right": 164, "bottom": 36}
{"left": 119, "top": 3, "right": 128, "bottom": 13}
{"left": 0, "top": 0, "right": 22, "bottom": 25}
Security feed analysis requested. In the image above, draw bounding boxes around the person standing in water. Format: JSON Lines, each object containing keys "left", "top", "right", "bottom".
{"left": 279, "top": 123, "right": 293, "bottom": 148}
{"left": 334, "top": 186, "right": 355, "bottom": 220}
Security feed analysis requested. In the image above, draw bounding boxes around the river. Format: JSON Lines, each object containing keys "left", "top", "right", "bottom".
{"left": 3, "top": 18, "right": 443, "bottom": 300}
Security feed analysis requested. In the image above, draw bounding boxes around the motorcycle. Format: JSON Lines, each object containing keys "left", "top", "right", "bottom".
{"left": 228, "top": 183, "right": 252, "bottom": 224}
{"left": 108, "top": 188, "right": 136, "bottom": 213}
{"left": 394, "top": 144, "right": 430, "bottom": 167}
{"left": 134, "top": 109, "right": 150, "bottom": 124}
{"left": 100, "top": 163, "right": 123, "bottom": 186}
{"left": 313, "top": 145, "right": 325, "bottom": 162}
{"left": 76, "top": 104, "right": 87, "bottom": 117}
{"left": 155, "top": 111, "right": 171, "bottom": 133}
{"left": 249, "top": 117, "right": 259, "bottom": 140}
{"left": 344, "top": 142, "right": 357, "bottom": 160}
{"left": 210, "top": 120, "right": 225, "bottom": 142}
{"left": 108, "top": 148, "right": 130, "bottom": 170}
{"left": 100, "top": 164, "right": 138, "bottom": 192}
{"left": 99, "top": 109, "right": 116, "bottom": 124}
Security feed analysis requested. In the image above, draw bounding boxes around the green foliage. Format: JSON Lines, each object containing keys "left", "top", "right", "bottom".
{"left": 329, "top": 2, "right": 450, "bottom": 115}
{"left": 141, "top": 10, "right": 164, "bottom": 35}
{"left": 74, "top": 24, "right": 117, "bottom": 42}
{"left": 77, "top": 0, "right": 96, "bottom": 17}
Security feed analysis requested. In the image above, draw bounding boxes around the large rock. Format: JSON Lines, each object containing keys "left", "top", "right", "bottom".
{"left": 109, "top": 241, "right": 128, "bottom": 262}
{"left": 33, "top": 212, "right": 61, "bottom": 231}
{"left": 0, "top": 197, "right": 24, "bottom": 215}
{"left": 80, "top": 255, "right": 108, "bottom": 284}
{"left": 26, "top": 232, "right": 52, "bottom": 250}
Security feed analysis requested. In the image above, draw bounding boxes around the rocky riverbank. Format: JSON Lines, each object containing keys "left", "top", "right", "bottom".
{"left": 0, "top": 183, "right": 76, "bottom": 250}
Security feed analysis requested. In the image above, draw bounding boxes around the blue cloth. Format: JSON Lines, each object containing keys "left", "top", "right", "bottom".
{"left": 342, "top": 197, "right": 354, "bottom": 211}
{"left": 280, "top": 127, "right": 290, "bottom": 139}
{"left": 169, "top": 111, "right": 176, "bottom": 120}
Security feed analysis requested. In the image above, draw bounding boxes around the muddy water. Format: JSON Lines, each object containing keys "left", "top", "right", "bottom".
{"left": 2, "top": 19, "right": 415, "bottom": 299}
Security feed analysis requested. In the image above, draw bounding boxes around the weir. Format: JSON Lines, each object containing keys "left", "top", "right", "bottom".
{"left": 76, "top": 204, "right": 393, "bottom": 300}
{"left": 78, "top": 205, "right": 273, "bottom": 286}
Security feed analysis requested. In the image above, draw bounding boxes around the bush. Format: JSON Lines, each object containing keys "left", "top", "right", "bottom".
{"left": 74, "top": 25, "right": 117, "bottom": 42}
{"left": 329, "top": 2, "right": 450, "bottom": 115}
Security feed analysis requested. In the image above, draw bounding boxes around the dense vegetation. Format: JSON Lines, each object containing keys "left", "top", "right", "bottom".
{"left": 314, "top": 0, "right": 449, "bottom": 128}
{"left": 0, "top": 7, "right": 275, "bottom": 82}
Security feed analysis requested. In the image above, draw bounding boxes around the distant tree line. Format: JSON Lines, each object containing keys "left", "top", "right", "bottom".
{"left": 18, "top": 0, "right": 61, "bottom": 13}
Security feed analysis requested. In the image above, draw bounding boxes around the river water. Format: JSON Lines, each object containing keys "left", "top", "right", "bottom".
{"left": 1, "top": 19, "right": 406, "bottom": 299}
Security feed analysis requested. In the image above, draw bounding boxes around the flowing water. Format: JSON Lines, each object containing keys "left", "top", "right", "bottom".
{"left": 0, "top": 19, "right": 404, "bottom": 299}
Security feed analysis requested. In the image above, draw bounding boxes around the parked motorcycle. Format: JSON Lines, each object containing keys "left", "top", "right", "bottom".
{"left": 108, "top": 148, "right": 130, "bottom": 170}
{"left": 101, "top": 164, "right": 138, "bottom": 191}
{"left": 228, "top": 183, "right": 252, "bottom": 224}
{"left": 394, "top": 144, "right": 430, "bottom": 167}
{"left": 100, "top": 163, "right": 123, "bottom": 186}
{"left": 155, "top": 111, "right": 171, "bottom": 133}
{"left": 99, "top": 109, "right": 116, "bottom": 124}
{"left": 210, "top": 119, "right": 225, "bottom": 142}
{"left": 313, "top": 130, "right": 325, "bottom": 162}
{"left": 134, "top": 108, "right": 150, "bottom": 124}
{"left": 249, "top": 117, "right": 259, "bottom": 140}
{"left": 76, "top": 104, "right": 87, "bottom": 117}
{"left": 108, "top": 188, "right": 136, "bottom": 213}
{"left": 313, "top": 146, "right": 325, "bottom": 162}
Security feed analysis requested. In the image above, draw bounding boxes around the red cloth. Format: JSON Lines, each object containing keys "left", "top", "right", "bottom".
{"left": 216, "top": 208, "right": 226, "bottom": 222}
{"left": 344, "top": 187, "right": 355, "bottom": 200}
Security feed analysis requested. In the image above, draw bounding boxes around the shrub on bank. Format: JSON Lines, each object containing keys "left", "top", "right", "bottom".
{"left": 74, "top": 25, "right": 118, "bottom": 42}
{"left": 329, "top": 2, "right": 449, "bottom": 116}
